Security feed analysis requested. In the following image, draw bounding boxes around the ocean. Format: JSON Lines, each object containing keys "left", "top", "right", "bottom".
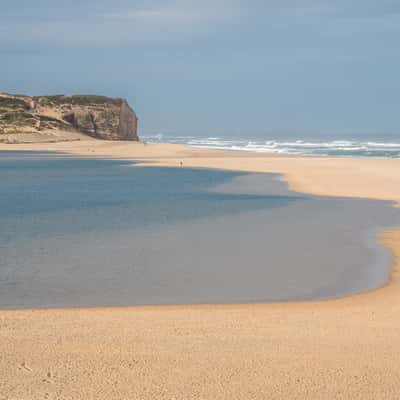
{"left": 143, "top": 133, "right": 400, "bottom": 157}
{"left": 1, "top": 151, "right": 399, "bottom": 308}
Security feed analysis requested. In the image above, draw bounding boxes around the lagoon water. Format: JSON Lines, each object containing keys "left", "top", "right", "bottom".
{"left": 1, "top": 151, "right": 399, "bottom": 308}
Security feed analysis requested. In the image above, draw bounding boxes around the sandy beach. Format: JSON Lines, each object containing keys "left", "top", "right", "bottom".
{"left": 1, "top": 140, "right": 400, "bottom": 399}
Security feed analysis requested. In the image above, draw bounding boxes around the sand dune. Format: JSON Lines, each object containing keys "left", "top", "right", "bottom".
{"left": 1, "top": 140, "right": 400, "bottom": 399}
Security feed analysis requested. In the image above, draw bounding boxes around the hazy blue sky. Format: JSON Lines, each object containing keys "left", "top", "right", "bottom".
{"left": 1, "top": 1, "right": 399, "bottom": 137}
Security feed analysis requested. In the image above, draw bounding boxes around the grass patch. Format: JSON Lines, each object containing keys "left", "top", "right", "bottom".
{"left": 0, "top": 112, "right": 36, "bottom": 126}
{"left": 35, "top": 96, "right": 64, "bottom": 106}
{"left": 0, "top": 97, "right": 29, "bottom": 109}
{"left": 37, "top": 95, "right": 118, "bottom": 106}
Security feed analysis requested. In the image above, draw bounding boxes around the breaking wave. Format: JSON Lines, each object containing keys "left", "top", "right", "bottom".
{"left": 143, "top": 134, "right": 400, "bottom": 158}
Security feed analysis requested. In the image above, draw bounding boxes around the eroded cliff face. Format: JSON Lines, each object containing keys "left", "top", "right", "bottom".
{"left": 0, "top": 93, "right": 138, "bottom": 143}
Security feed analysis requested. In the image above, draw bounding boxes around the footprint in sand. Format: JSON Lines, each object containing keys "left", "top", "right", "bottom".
{"left": 42, "top": 371, "right": 56, "bottom": 384}
{"left": 18, "top": 362, "right": 32, "bottom": 372}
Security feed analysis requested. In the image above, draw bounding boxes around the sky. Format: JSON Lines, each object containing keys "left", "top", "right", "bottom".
{"left": 1, "top": 1, "right": 400, "bottom": 138}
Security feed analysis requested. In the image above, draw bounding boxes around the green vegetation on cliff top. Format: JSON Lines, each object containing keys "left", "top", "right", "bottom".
{"left": 37, "top": 95, "right": 120, "bottom": 106}
{"left": 0, "top": 97, "right": 29, "bottom": 110}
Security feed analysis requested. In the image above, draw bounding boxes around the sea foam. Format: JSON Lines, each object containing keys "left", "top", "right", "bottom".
{"left": 144, "top": 134, "right": 400, "bottom": 157}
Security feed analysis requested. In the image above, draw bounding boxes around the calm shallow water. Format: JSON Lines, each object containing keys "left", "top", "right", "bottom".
{"left": 1, "top": 151, "right": 399, "bottom": 308}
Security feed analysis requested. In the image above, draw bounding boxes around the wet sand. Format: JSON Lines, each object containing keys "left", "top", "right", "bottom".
{"left": 1, "top": 140, "right": 400, "bottom": 399}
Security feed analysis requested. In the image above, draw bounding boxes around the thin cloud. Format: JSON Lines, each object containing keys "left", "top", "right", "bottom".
{"left": 103, "top": 8, "right": 197, "bottom": 22}
{"left": 1, "top": 1, "right": 400, "bottom": 50}
{"left": 0, "top": 1, "right": 234, "bottom": 50}
{"left": 101, "top": 2, "right": 233, "bottom": 25}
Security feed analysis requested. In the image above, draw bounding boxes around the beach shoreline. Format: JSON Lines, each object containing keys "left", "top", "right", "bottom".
{"left": 2, "top": 139, "right": 400, "bottom": 202}
{"left": 1, "top": 140, "right": 400, "bottom": 399}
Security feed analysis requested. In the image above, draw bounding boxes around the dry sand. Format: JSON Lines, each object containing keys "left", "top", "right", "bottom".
{"left": 1, "top": 140, "right": 400, "bottom": 399}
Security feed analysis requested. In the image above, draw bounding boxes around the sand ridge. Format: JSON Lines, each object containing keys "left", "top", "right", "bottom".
{"left": 1, "top": 140, "right": 400, "bottom": 399}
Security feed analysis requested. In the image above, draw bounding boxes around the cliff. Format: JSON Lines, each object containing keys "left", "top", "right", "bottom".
{"left": 0, "top": 93, "right": 138, "bottom": 143}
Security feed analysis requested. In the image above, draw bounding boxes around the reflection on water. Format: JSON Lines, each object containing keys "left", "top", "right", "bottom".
{"left": 0, "top": 152, "right": 399, "bottom": 308}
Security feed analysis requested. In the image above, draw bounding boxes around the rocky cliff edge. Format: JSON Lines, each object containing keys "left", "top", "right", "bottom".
{"left": 0, "top": 93, "right": 138, "bottom": 143}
